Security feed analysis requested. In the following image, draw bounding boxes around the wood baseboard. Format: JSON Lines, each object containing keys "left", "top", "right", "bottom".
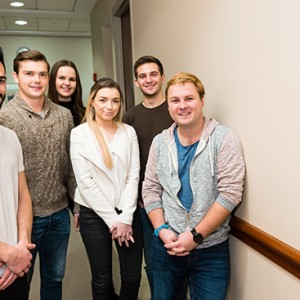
{"left": 230, "top": 216, "right": 300, "bottom": 278}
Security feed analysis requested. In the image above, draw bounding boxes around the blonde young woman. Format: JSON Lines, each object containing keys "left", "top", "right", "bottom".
{"left": 70, "top": 78, "right": 142, "bottom": 299}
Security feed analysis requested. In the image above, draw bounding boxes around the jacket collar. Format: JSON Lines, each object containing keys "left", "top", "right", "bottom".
{"left": 77, "top": 123, "right": 115, "bottom": 180}
{"left": 14, "top": 92, "right": 52, "bottom": 116}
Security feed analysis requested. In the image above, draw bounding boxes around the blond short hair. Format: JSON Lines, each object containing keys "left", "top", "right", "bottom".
{"left": 165, "top": 72, "right": 205, "bottom": 100}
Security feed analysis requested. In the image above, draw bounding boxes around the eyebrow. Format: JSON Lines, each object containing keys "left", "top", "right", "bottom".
{"left": 58, "top": 75, "right": 76, "bottom": 78}
{"left": 0, "top": 76, "right": 7, "bottom": 80}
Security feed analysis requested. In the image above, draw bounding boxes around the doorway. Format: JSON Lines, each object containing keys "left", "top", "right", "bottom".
{"left": 113, "top": 0, "right": 134, "bottom": 110}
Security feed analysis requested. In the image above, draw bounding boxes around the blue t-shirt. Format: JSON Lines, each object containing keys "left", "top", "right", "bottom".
{"left": 174, "top": 128, "right": 199, "bottom": 212}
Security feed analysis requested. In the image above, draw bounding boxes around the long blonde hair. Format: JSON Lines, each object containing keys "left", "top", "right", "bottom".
{"left": 83, "top": 78, "right": 125, "bottom": 169}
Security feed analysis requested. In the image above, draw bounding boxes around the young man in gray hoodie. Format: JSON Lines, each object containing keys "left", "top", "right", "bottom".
{"left": 143, "top": 72, "right": 245, "bottom": 300}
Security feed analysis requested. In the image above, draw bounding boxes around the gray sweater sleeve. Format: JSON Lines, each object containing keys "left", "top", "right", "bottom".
{"left": 215, "top": 129, "right": 245, "bottom": 211}
{"left": 142, "top": 136, "right": 164, "bottom": 214}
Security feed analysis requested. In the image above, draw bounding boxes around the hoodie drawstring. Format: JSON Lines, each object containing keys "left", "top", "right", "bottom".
{"left": 208, "top": 135, "right": 214, "bottom": 177}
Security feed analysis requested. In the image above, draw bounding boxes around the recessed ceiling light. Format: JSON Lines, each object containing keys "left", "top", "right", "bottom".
{"left": 10, "top": 2, "right": 24, "bottom": 7}
{"left": 15, "top": 20, "right": 27, "bottom": 26}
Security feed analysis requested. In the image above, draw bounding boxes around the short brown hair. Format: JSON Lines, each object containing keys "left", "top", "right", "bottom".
{"left": 134, "top": 55, "right": 164, "bottom": 79}
{"left": 13, "top": 50, "right": 50, "bottom": 74}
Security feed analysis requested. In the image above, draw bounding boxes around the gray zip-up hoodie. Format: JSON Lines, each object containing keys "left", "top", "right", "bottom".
{"left": 143, "top": 118, "right": 245, "bottom": 248}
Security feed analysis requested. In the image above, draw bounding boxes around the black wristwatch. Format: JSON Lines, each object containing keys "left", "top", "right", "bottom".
{"left": 191, "top": 228, "right": 204, "bottom": 244}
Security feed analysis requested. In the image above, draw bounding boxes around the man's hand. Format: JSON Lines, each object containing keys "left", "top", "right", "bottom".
{"left": 158, "top": 228, "right": 178, "bottom": 245}
{"left": 0, "top": 268, "right": 18, "bottom": 290}
{"left": 73, "top": 213, "right": 80, "bottom": 231}
{"left": 164, "top": 231, "right": 196, "bottom": 256}
{"left": 6, "top": 242, "right": 35, "bottom": 276}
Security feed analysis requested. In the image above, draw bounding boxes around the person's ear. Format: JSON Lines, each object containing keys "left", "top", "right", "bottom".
{"left": 12, "top": 71, "right": 19, "bottom": 84}
{"left": 134, "top": 79, "right": 140, "bottom": 88}
{"left": 201, "top": 97, "right": 205, "bottom": 107}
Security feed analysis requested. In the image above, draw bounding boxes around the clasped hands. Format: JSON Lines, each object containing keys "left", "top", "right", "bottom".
{"left": 110, "top": 222, "right": 134, "bottom": 247}
{"left": 74, "top": 214, "right": 134, "bottom": 247}
{"left": 0, "top": 241, "right": 35, "bottom": 290}
{"left": 159, "top": 229, "right": 198, "bottom": 256}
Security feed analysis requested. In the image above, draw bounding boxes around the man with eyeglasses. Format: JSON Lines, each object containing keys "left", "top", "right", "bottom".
{"left": 0, "top": 47, "right": 35, "bottom": 300}
{"left": 0, "top": 49, "right": 76, "bottom": 300}
{"left": 0, "top": 48, "right": 7, "bottom": 108}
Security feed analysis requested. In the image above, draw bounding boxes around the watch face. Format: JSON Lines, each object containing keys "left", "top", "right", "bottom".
{"left": 194, "top": 233, "right": 203, "bottom": 244}
{"left": 16, "top": 47, "right": 30, "bottom": 55}
{"left": 192, "top": 228, "right": 203, "bottom": 244}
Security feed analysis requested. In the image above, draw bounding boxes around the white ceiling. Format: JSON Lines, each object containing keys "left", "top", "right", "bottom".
{"left": 0, "top": 0, "right": 98, "bottom": 37}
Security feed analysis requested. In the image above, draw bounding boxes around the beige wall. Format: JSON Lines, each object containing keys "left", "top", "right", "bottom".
{"left": 91, "top": 0, "right": 300, "bottom": 298}
{"left": 130, "top": 0, "right": 300, "bottom": 244}
{"left": 0, "top": 36, "right": 94, "bottom": 104}
{"left": 90, "top": 0, "right": 115, "bottom": 79}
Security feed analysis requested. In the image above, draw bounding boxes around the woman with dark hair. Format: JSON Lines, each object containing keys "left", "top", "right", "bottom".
{"left": 48, "top": 60, "right": 85, "bottom": 213}
{"left": 70, "top": 78, "right": 143, "bottom": 299}
{"left": 48, "top": 60, "right": 85, "bottom": 126}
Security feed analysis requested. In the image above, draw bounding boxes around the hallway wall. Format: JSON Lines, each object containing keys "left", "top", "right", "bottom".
{"left": 130, "top": 1, "right": 300, "bottom": 298}
{"left": 91, "top": 0, "right": 300, "bottom": 299}
{"left": 130, "top": 0, "right": 300, "bottom": 240}
{"left": 0, "top": 36, "right": 94, "bottom": 104}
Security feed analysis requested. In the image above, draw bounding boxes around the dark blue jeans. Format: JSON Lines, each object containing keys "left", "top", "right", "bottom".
{"left": 27, "top": 208, "right": 70, "bottom": 300}
{"left": 139, "top": 207, "right": 154, "bottom": 291}
{"left": 140, "top": 207, "right": 188, "bottom": 300}
{"left": 151, "top": 237, "right": 230, "bottom": 300}
{"left": 80, "top": 205, "right": 143, "bottom": 300}
{"left": 0, "top": 276, "right": 29, "bottom": 300}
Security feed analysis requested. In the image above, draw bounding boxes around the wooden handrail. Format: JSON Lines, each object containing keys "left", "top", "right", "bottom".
{"left": 229, "top": 216, "right": 300, "bottom": 279}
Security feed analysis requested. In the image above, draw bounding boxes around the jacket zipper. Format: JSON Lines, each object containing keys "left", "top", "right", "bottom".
{"left": 186, "top": 211, "right": 191, "bottom": 231}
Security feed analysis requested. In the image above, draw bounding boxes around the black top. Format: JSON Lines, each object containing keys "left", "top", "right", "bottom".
{"left": 59, "top": 100, "right": 81, "bottom": 126}
{"left": 123, "top": 101, "right": 173, "bottom": 199}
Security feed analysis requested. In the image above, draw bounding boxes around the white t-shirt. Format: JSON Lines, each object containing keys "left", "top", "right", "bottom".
{"left": 0, "top": 126, "right": 24, "bottom": 276}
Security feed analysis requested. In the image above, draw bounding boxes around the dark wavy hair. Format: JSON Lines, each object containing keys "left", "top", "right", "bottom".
{"left": 48, "top": 60, "right": 85, "bottom": 122}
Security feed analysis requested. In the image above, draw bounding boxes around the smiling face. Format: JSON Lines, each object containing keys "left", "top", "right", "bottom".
{"left": 55, "top": 66, "right": 77, "bottom": 101}
{"left": 134, "top": 62, "right": 165, "bottom": 98}
{"left": 91, "top": 87, "right": 121, "bottom": 125}
{"left": 167, "top": 82, "right": 204, "bottom": 129}
{"left": 0, "top": 62, "right": 6, "bottom": 107}
{"left": 13, "top": 60, "right": 49, "bottom": 102}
